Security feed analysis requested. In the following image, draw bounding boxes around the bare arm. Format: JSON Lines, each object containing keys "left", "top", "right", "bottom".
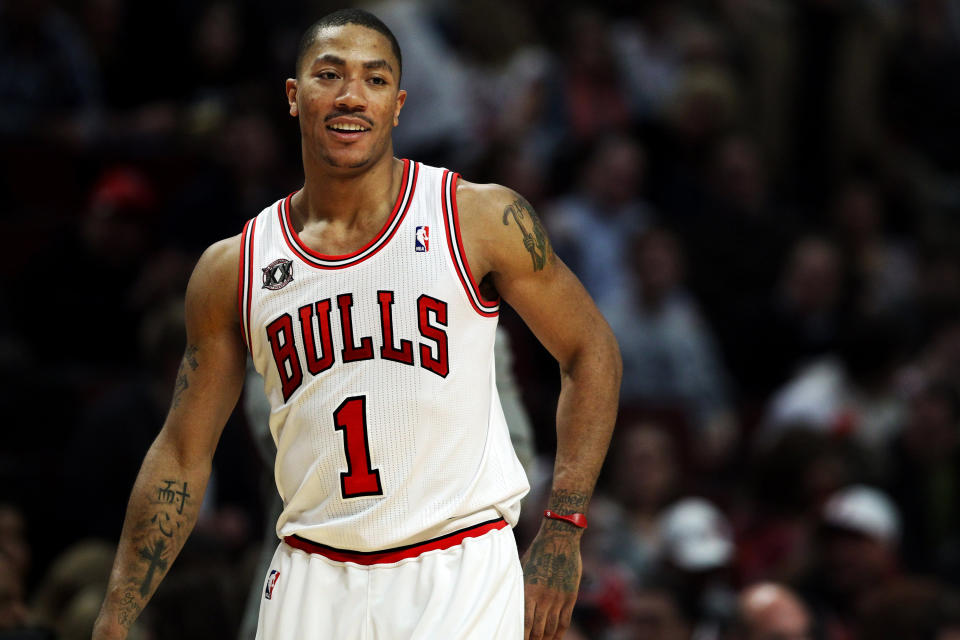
{"left": 457, "top": 182, "right": 622, "bottom": 640}
{"left": 93, "top": 236, "right": 247, "bottom": 639}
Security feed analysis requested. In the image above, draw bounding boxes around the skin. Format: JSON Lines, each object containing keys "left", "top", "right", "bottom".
{"left": 738, "top": 583, "right": 813, "bottom": 640}
{"left": 93, "top": 23, "right": 620, "bottom": 640}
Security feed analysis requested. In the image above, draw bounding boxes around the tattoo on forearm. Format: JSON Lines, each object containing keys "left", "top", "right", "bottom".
{"left": 171, "top": 344, "right": 199, "bottom": 408}
{"left": 115, "top": 479, "right": 192, "bottom": 626}
{"left": 547, "top": 489, "right": 589, "bottom": 513}
{"left": 156, "top": 480, "right": 191, "bottom": 514}
{"left": 117, "top": 588, "right": 142, "bottom": 627}
{"left": 136, "top": 539, "right": 169, "bottom": 597}
{"left": 502, "top": 196, "right": 550, "bottom": 271}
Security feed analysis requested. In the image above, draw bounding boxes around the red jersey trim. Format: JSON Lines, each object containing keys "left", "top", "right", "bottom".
{"left": 441, "top": 171, "right": 500, "bottom": 317}
{"left": 283, "top": 517, "right": 508, "bottom": 566}
{"left": 279, "top": 159, "right": 418, "bottom": 269}
{"left": 238, "top": 217, "right": 257, "bottom": 352}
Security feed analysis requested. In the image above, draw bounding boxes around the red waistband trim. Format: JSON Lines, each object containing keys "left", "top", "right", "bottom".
{"left": 284, "top": 517, "right": 508, "bottom": 565}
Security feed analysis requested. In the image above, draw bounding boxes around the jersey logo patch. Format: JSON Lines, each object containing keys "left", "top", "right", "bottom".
{"left": 415, "top": 226, "right": 429, "bottom": 252}
{"left": 262, "top": 258, "right": 294, "bottom": 290}
{"left": 265, "top": 569, "right": 280, "bottom": 599}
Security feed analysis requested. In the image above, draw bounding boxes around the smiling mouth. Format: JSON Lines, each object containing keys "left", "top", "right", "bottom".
{"left": 326, "top": 123, "right": 370, "bottom": 132}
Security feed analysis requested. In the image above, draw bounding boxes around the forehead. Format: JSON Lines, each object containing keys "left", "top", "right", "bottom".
{"left": 305, "top": 23, "right": 398, "bottom": 69}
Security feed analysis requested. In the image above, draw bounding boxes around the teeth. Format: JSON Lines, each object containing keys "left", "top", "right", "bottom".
{"left": 329, "top": 123, "right": 368, "bottom": 131}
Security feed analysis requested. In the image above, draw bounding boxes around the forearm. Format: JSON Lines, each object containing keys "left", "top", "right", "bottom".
{"left": 548, "top": 332, "right": 621, "bottom": 513}
{"left": 94, "top": 433, "right": 210, "bottom": 638}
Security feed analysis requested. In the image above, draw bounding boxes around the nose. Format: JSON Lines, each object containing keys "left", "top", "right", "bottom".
{"left": 336, "top": 77, "right": 367, "bottom": 112}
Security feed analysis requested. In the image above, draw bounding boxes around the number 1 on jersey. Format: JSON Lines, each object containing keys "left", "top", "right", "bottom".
{"left": 333, "top": 396, "right": 383, "bottom": 498}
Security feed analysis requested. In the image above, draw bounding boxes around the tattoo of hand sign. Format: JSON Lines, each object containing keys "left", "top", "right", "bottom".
{"left": 502, "top": 197, "right": 549, "bottom": 271}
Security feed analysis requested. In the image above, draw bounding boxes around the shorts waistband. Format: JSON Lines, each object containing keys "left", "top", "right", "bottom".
{"left": 283, "top": 517, "right": 508, "bottom": 566}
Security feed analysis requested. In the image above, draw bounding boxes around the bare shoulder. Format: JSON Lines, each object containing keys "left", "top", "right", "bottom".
{"left": 185, "top": 233, "right": 243, "bottom": 325}
{"left": 455, "top": 179, "right": 553, "bottom": 276}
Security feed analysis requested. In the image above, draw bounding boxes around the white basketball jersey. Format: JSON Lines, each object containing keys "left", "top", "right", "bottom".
{"left": 239, "top": 160, "right": 530, "bottom": 551}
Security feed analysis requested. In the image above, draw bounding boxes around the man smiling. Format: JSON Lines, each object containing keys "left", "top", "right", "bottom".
{"left": 94, "top": 9, "right": 620, "bottom": 640}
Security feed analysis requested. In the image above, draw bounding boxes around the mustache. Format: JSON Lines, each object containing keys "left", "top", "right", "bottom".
{"left": 324, "top": 111, "right": 374, "bottom": 127}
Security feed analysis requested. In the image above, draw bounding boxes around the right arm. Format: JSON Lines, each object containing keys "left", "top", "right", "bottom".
{"left": 93, "top": 235, "right": 247, "bottom": 639}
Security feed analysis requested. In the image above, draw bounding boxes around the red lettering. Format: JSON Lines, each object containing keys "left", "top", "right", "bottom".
{"left": 377, "top": 291, "right": 414, "bottom": 365}
{"left": 298, "top": 300, "right": 335, "bottom": 375}
{"left": 338, "top": 293, "right": 374, "bottom": 363}
{"left": 265, "top": 313, "right": 303, "bottom": 401}
{"left": 417, "top": 295, "right": 449, "bottom": 378}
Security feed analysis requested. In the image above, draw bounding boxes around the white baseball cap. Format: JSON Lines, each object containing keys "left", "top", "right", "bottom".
{"left": 659, "top": 497, "right": 734, "bottom": 572}
{"left": 822, "top": 485, "right": 901, "bottom": 544}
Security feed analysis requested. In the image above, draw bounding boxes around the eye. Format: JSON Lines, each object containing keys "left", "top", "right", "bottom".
{"left": 369, "top": 76, "right": 387, "bottom": 86}
{"left": 317, "top": 71, "right": 339, "bottom": 80}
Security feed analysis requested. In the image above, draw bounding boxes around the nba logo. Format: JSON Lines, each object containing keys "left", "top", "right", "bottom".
{"left": 415, "top": 226, "right": 429, "bottom": 252}
{"left": 265, "top": 569, "right": 280, "bottom": 600}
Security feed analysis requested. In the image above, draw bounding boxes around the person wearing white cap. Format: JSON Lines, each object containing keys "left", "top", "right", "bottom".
{"left": 798, "top": 484, "right": 902, "bottom": 640}
{"left": 657, "top": 498, "right": 737, "bottom": 640}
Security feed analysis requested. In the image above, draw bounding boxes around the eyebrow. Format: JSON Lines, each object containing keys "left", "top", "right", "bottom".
{"left": 312, "top": 55, "right": 394, "bottom": 75}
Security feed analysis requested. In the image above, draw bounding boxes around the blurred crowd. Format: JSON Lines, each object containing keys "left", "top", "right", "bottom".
{"left": 2, "top": 0, "right": 960, "bottom": 638}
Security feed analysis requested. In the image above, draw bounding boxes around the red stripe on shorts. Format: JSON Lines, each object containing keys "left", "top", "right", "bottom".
{"left": 283, "top": 518, "right": 508, "bottom": 565}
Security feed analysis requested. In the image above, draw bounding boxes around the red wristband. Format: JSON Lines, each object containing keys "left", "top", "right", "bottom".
{"left": 543, "top": 510, "right": 588, "bottom": 529}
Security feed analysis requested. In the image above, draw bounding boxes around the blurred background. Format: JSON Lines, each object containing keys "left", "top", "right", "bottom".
{"left": 2, "top": 0, "right": 960, "bottom": 638}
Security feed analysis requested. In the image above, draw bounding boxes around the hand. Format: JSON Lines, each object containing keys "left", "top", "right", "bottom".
{"left": 521, "top": 522, "right": 582, "bottom": 640}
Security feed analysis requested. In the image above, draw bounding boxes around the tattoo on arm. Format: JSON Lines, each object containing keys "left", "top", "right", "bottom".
{"left": 116, "top": 479, "right": 193, "bottom": 627}
{"left": 521, "top": 488, "right": 587, "bottom": 592}
{"left": 502, "top": 196, "right": 550, "bottom": 271}
{"left": 117, "top": 587, "right": 142, "bottom": 627}
{"left": 546, "top": 489, "right": 589, "bottom": 513}
{"left": 171, "top": 344, "right": 199, "bottom": 409}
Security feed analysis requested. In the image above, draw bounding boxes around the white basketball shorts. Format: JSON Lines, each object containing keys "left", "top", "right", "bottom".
{"left": 255, "top": 518, "right": 524, "bottom": 639}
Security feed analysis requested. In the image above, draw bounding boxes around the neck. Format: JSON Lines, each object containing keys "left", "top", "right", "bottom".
{"left": 294, "top": 151, "right": 402, "bottom": 226}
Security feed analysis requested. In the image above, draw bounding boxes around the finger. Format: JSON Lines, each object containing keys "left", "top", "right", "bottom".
{"left": 541, "top": 605, "right": 559, "bottom": 640}
{"left": 529, "top": 601, "right": 549, "bottom": 640}
{"left": 524, "top": 595, "right": 535, "bottom": 640}
{"left": 551, "top": 614, "right": 570, "bottom": 640}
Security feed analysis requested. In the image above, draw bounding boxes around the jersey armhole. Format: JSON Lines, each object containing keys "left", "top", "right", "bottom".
{"left": 238, "top": 216, "right": 257, "bottom": 352}
{"left": 441, "top": 171, "right": 500, "bottom": 317}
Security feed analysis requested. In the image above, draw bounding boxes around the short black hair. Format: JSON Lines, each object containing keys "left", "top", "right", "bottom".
{"left": 296, "top": 8, "right": 402, "bottom": 83}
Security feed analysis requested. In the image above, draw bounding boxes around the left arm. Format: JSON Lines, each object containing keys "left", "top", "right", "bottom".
{"left": 456, "top": 182, "right": 622, "bottom": 640}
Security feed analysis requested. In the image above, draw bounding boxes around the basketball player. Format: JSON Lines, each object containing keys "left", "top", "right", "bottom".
{"left": 93, "top": 9, "right": 620, "bottom": 640}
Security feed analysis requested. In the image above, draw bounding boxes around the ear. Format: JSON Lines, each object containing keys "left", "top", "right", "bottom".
{"left": 393, "top": 89, "right": 407, "bottom": 127}
{"left": 286, "top": 78, "right": 299, "bottom": 117}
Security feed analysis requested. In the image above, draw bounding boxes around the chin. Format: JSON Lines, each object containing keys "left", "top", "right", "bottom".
{"left": 319, "top": 145, "right": 381, "bottom": 171}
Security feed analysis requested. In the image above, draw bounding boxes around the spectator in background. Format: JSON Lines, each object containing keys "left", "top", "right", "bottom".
{"left": 738, "top": 428, "right": 861, "bottom": 587}
{"left": 0, "top": 506, "right": 28, "bottom": 588}
{"left": 0, "top": 553, "right": 29, "bottom": 633}
{"left": 677, "top": 134, "right": 798, "bottom": 399}
{"left": 886, "top": 379, "right": 960, "bottom": 584}
{"left": 799, "top": 485, "right": 903, "bottom": 640}
{"left": 728, "top": 582, "right": 812, "bottom": 640}
{"left": 30, "top": 540, "right": 114, "bottom": 636}
{"left": 856, "top": 578, "right": 956, "bottom": 640}
{"left": 761, "top": 313, "right": 908, "bottom": 457}
{"left": 606, "top": 228, "right": 736, "bottom": 464}
{"left": 586, "top": 422, "right": 683, "bottom": 582}
{"left": 742, "top": 235, "right": 847, "bottom": 398}
{"left": 0, "top": 0, "right": 102, "bottom": 143}
{"left": 547, "top": 134, "right": 653, "bottom": 310}
{"left": 656, "top": 497, "right": 738, "bottom": 640}
{"left": 556, "top": 9, "right": 634, "bottom": 143}
{"left": 609, "top": 581, "right": 693, "bottom": 640}
{"left": 830, "top": 178, "right": 917, "bottom": 317}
